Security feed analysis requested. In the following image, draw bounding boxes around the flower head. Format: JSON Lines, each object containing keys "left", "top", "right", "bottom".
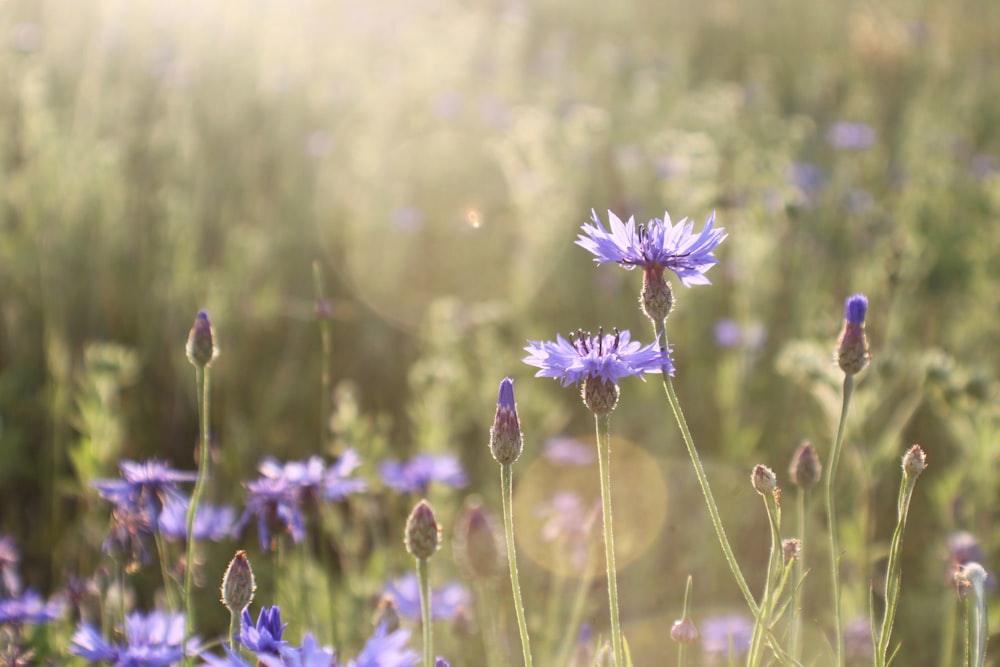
{"left": 92, "top": 460, "right": 197, "bottom": 525}
{"left": 158, "top": 496, "right": 235, "bottom": 542}
{"left": 0, "top": 590, "right": 65, "bottom": 627}
{"left": 381, "top": 574, "right": 470, "bottom": 621}
{"left": 523, "top": 328, "right": 668, "bottom": 388}
{"left": 836, "top": 293, "right": 871, "bottom": 375}
{"left": 239, "top": 606, "right": 288, "bottom": 656}
{"left": 70, "top": 610, "right": 195, "bottom": 666}
{"left": 380, "top": 454, "right": 467, "bottom": 496}
{"left": 404, "top": 500, "right": 441, "bottom": 561}
{"left": 233, "top": 478, "right": 305, "bottom": 552}
{"left": 258, "top": 451, "right": 367, "bottom": 504}
{"left": 577, "top": 210, "right": 726, "bottom": 287}
{"left": 352, "top": 622, "right": 419, "bottom": 667}
{"left": 186, "top": 310, "right": 218, "bottom": 368}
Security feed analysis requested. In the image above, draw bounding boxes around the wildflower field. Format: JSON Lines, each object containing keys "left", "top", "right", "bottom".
{"left": 2, "top": 0, "right": 1000, "bottom": 664}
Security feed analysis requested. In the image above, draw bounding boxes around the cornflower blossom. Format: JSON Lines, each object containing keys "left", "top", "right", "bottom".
{"left": 239, "top": 606, "right": 288, "bottom": 656}
{"left": 233, "top": 478, "right": 305, "bottom": 552}
{"left": 700, "top": 614, "right": 753, "bottom": 659}
{"left": 202, "top": 625, "right": 419, "bottom": 667}
{"left": 577, "top": 210, "right": 727, "bottom": 287}
{"left": 92, "top": 460, "right": 197, "bottom": 524}
{"left": 0, "top": 590, "right": 65, "bottom": 626}
{"left": 103, "top": 504, "right": 156, "bottom": 571}
{"left": 541, "top": 436, "right": 594, "bottom": 466}
{"left": 381, "top": 574, "right": 470, "bottom": 621}
{"left": 351, "top": 622, "right": 419, "bottom": 667}
{"left": 70, "top": 610, "right": 195, "bottom": 665}
{"left": 157, "top": 497, "right": 235, "bottom": 542}
{"left": 379, "top": 453, "right": 467, "bottom": 495}
{"left": 258, "top": 450, "right": 367, "bottom": 504}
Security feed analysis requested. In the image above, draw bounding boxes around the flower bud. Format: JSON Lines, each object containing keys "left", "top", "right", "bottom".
{"left": 789, "top": 440, "right": 822, "bottom": 489}
{"left": 186, "top": 310, "right": 218, "bottom": 368}
{"left": 490, "top": 378, "right": 523, "bottom": 465}
{"left": 670, "top": 617, "right": 699, "bottom": 644}
{"left": 836, "top": 294, "right": 870, "bottom": 375}
{"left": 751, "top": 464, "right": 777, "bottom": 496}
{"left": 453, "top": 498, "right": 502, "bottom": 581}
{"left": 220, "top": 550, "right": 255, "bottom": 613}
{"left": 782, "top": 538, "right": 802, "bottom": 565}
{"left": 405, "top": 500, "right": 442, "bottom": 560}
{"left": 902, "top": 445, "right": 927, "bottom": 478}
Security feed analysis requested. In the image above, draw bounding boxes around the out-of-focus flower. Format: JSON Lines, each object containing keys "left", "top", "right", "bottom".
{"left": 712, "top": 319, "right": 768, "bottom": 350}
{"left": 947, "top": 531, "right": 995, "bottom": 589}
{"left": 259, "top": 633, "right": 338, "bottom": 667}
{"left": 536, "top": 491, "right": 600, "bottom": 572}
{"left": 844, "top": 616, "right": 874, "bottom": 663}
{"left": 0, "top": 590, "right": 65, "bottom": 627}
{"left": 380, "top": 454, "right": 467, "bottom": 495}
{"left": 0, "top": 536, "right": 21, "bottom": 596}
{"left": 542, "top": 436, "right": 594, "bottom": 466}
{"left": 239, "top": 606, "right": 288, "bottom": 656}
{"left": 258, "top": 451, "right": 367, "bottom": 504}
{"left": 351, "top": 622, "right": 419, "bottom": 667}
{"left": 103, "top": 505, "right": 156, "bottom": 572}
{"left": 70, "top": 610, "right": 194, "bottom": 665}
{"left": 826, "top": 122, "right": 876, "bottom": 150}
{"left": 92, "top": 460, "right": 197, "bottom": 525}
{"left": 233, "top": 478, "right": 305, "bottom": 552}
{"left": 578, "top": 210, "right": 727, "bottom": 287}
{"left": 700, "top": 614, "right": 753, "bottom": 659}
{"left": 381, "top": 574, "right": 470, "bottom": 621}
{"left": 157, "top": 496, "right": 235, "bottom": 542}
{"left": 524, "top": 328, "right": 666, "bottom": 388}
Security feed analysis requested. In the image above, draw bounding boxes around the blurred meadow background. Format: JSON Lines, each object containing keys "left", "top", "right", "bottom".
{"left": 3, "top": 0, "right": 1000, "bottom": 664}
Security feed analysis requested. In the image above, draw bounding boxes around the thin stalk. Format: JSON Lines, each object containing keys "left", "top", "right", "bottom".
{"left": 748, "top": 490, "right": 782, "bottom": 667}
{"left": 183, "top": 365, "right": 211, "bottom": 667}
{"left": 473, "top": 580, "right": 502, "bottom": 667}
{"left": 940, "top": 589, "right": 958, "bottom": 667}
{"left": 874, "top": 467, "right": 919, "bottom": 666}
{"left": 227, "top": 608, "right": 240, "bottom": 653}
{"left": 677, "top": 575, "right": 694, "bottom": 667}
{"left": 654, "top": 322, "right": 758, "bottom": 615}
{"left": 417, "top": 557, "right": 433, "bottom": 667}
{"left": 961, "top": 563, "right": 989, "bottom": 667}
{"left": 312, "top": 261, "right": 332, "bottom": 449}
{"left": 500, "top": 463, "right": 533, "bottom": 667}
{"left": 594, "top": 413, "right": 624, "bottom": 667}
{"left": 553, "top": 551, "right": 598, "bottom": 667}
{"left": 824, "top": 375, "right": 855, "bottom": 667}
{"left": 153, "top": 531, "right": 178, "bottom": 611}
{"left": 790, "top": 488, "right": 807, "bottom": 661}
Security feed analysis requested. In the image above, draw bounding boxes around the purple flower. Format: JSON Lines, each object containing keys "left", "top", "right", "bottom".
{"left": 239, "top": 606, "right": 288, "bottom": 656}
{"left": 92, "top": 460, "right": 197, "bottom": 524}
{"left": 233, "top": 478, "right": 305, "bottom": 552}
{"left": 382, "top": 574, "right": 470, "bottom": 621}
{"left": 260, "top": 634, "right": 338, "bottom": 667}
{"left": 845, "top": 294, "right": 868, "bottom": 325}
{"left": 523, "top": 328, "right": 668, "bottom": 387}
{"left": 157, "top": 496, "right": 235, "bottom": 542}
{"left": 536, "top": 491, "right": 600, "bottom": 571}
{"left": 826, "top": 122, "right": 876, "bottom": 150}
{"left": 700, "top": 614, "right": 753, "bottom": 658}
{"left": 70, "top": 610, "right": 194, "bottom": 666}
{"left": 0, "top": 590, "right": 65, "bottom": 626}
{"left": 200, "top": 648, "right": 255, "bottom": 667}
{"left": 577, "top": 210, "right": 727, "bottom": 287}
{"left": 542, "top": 436, "right": 594, "bottom": 466}
{"left": 103, "top": 504, "right": 156, "bottom": 570}
{"left": 258, "top": 451, "right": 367, "bottom": 503}
{"left": 379, "top": 454, "right": 467, "bottom": 495}
{"left": 352, "top": 622, "right": 419, "bottom": 667}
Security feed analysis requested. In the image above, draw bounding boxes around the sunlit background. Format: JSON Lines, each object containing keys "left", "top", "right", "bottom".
{"left": 3, "top": 0, "right": 1000, "bottom": 663}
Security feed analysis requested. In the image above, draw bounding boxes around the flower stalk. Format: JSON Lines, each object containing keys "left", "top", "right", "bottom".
{"left": 595, "top": 413, "right": 624, "bottom": 667}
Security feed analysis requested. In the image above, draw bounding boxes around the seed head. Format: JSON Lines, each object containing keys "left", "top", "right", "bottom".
{"left": 782, "top": 538, "right": 802, "bottom": 564}
{"left": 405, "top": 500, "right": 442, "bottom": 561}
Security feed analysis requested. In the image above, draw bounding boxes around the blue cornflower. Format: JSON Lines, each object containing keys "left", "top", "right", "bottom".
{"left": 157, "top": 496, "right": 235, "bottom": 542}
{"left": 382, "top": 574, "right": 470, "bottom": 621}
{"left": 0, "top": 590, "right": 65, "bottom": 626}
{"left": 577, "top": 210, "right": 727, "bottom": 287}
{"left": 845, "top": 293, "right": 868, "bottom": 325}
{"left": 70, "top": 610, "right": 195, "bottom": 666}
{"left": 258, "top": 450, "right": 367, "bottom": 504}
{"left": 259, "top": 634, "right": 338, "bottom": 667}
{"left": 200, "top": 648, "right": 255, "bottom": 667}
{"left": 103, "top": 504, "right": 156, "bottom": 571}
{"left": 380, "top": 454, "right": 467, "bottom": 495}
{"left": 542, "top": 436, "right": 595, "bottom": 466}
{"left": 700, "top": 614, "right": 753, "bottom": 658}
{"left": 352, "top": 622, "right": 419, "bottom": 667}
{"left": 92, "top": 460, "right": 197, "bottom": 524}
{"left": 523, "top": 328, "right": 668, "bottom": 388}
{"left": 836, "top": 293, "right": 870, "bottom": 376}
{"left": 239, "top": 606, "right": 288, "bottom": 656}
{"left": 233, "top": 478, "right": 305, "bottom": 552}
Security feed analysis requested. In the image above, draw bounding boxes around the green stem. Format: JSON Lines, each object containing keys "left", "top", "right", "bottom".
{"left": 553, "top": 551, "right": 598, "bottom": 667}
{"left": 824, "top": 375, "right": 855, "bottom": 667}
{"left": 655, "top": 322, "right": 758, "bottom": 616}
{"left": 874, "top": 468, "right": 919, "bottom": 665}
{"left": 153, "top": 531, "right": 178, "bottom": 611}
{"left": 749, "top": 491, "right": 782, "bottom": 667}
{"left": 790, "top": 488, "right": 806, "bottom": 661}
{"left": 962, "top": 564, "right": 989, "bottom": 667}
{"left": 500, "top": 463, "right": 533, "bottom": 667}
{"left": 594, "top": 413, "right": 624, "bottom": 667}
{"left": 312, "top": 261, "right": 332, "bottom": 449}
{"left": 183, "top": 365, "right": 211, "bottom": 667}
{"left": 677, "top": 575, "right": 693, "bottom": 667}
{"left": 417, "top": 557, "right": 433, "bottom": 667}
{"left": 228, "top": 608, "right": 240, "bottom": 653}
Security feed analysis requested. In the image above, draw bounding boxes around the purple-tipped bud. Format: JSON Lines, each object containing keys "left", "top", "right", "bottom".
{"left": 454, "top": 498, "right": 502, "bottom": 580}
{"left": 372, "top": 595, "right": 401, "bottom": 633}
{"left": 435, "top": 659, "right": 451, "bottom": 667}
{"left": 641, "top": 265, "right": 674, "bottom": 322}
{"left": 782, "top": 538, "right": 802, "bottom": 564}
{"left": 220, "top": 550, "right": 256, "bottom": 613}
{"left": 405, "top": 500, "right": 442, "bottom": 561}
{"left": 186, "top": 310, "right": 217, "bottom": 368}
{"left": 836, "top": 294, "right": 870, "bottom": 375}
{"left": 789, "top": 440, "right": 822, "bottom": 489}
{"left": 582, "top": 376, "right": 621, "bottom": 416}
{"left": 490, "top": 378, "right": 523, "bottom": 465}
{"left": 902, "top": 444, "right": 927, "bottom": 478}
{"left": 671, "top": 617, "right": 699, "bottom": 644}
{"left": 751, "top": 464, "right": 777, "bottom": 497}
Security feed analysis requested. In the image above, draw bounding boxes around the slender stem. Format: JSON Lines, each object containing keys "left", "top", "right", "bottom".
{"left": 228, "top": 608, "right": 240, "bottom": 652}
{"left": 823, "top": 375, "right": 854, "bottom": 667}
{"left": 749, "top": 491, "right": 782, "bottom": 667}
{"left": 594, "top": 413, "right": 624, "bottom": 667}
{"left": 553, "top": 551, "right": 598, "bottom": 667}
{"left": 153, "top": 531, "right": 178, "bottom": 611}
{"left": 655, "top": 321, "right": 758, "bottom": 616}
{"left": 963, "top": 564, "right": 989, "bottom": 667}
{"left": 183, "top": 365, "right": 211, "bottom": 667}
{"left": 875, "top": 468, "right": 918, "bottom": 666}
{"left": 790, "top": 489, "right": 808, "bottom": 661}
{"left": 417, "top": 557, "right": 433, "bottom": 667}
{"left": 473, "top": 580, "right": 502, "bottom": 667}
{"left": 312, "top": 261, "right": 332, "bottom": 449}
{"left": 677, "top": 575, "right": 693, "bottom": 667}
{"left": 500, "top": 463, "right": 533, "bottom": 667}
